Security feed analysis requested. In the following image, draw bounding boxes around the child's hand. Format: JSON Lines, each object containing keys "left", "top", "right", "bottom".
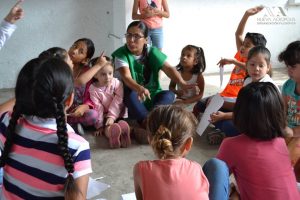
{"left": 246, "top": 6, "right": 264, "bottom": 16}
{"left": 210, "top": 111, "right": 225, "bottom": 123}
{"left": 283, "top": 126, "right": 294, "bottom": 138}
{"left": 175, "top": 89, "right": 185, "bottom": 97}
{"left": 69, "top": 104, "right": 89, "bottom": 117}
{"left": 5, "top": 0, "right": 24, "bottom": 24}
{"left": 137, "top": 86, "right": 151, "bottom": 102}
{"left": 95, "top": 51, "right": 107, "bottom": 67}
{"left": 105, "top": 117, "right": 114, "bottom": 126}
{"left": 217, "top": 58, "right": 235, "bottom": 67}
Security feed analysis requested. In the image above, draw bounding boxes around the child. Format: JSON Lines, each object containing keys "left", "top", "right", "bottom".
{"left": 67, "top": 38, "right": 98, "bottom": 135}
{"left": 279, "top": 40, "right": 300, "bottom": 182}
{"left": 0, "top": 58, "right": 92, "bottom": 199}
{"left": 193, "top": 6, "right": 266, "bottom": 116}
{"left": 133, "top": 105, "right": 209, "bottom": 200}
{"left": 203, "top": 82, "right": 300, "bottom": 200}
{"left": 169, "top": 45, "right": 206, "bottom": 106}
{"left": 209, "top": 46, "right": 280, "bottom": 144}
{"left": 89, "top": 61, "right": 130, "bottom": 149}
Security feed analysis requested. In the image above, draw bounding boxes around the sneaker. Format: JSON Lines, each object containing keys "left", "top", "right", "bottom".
{"left": 117, "top": 120, "right": 131, "bottom": 148}
{"left": 132, "top": 127, "right": 149, "bottom": 144}
{"left": 107, "top": 123, "right": 121, "bottom": 148}
{"left": 206, "top": 129, "right": 225, "bottom": 145}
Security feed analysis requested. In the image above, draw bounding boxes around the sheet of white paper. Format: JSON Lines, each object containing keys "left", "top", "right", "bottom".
{"left": 87, "top": 177, "right": 110, "bottom": 200}
{"left": 219, "top": 66, "right": 224, "bottom": 87}
{"left": 196, "top": 94, "right": 224, "bottom": 136}
{"left": 121, "top": 192, "right": 137, "bottom": 200}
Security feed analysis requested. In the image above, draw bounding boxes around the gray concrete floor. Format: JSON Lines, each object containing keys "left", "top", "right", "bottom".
{"left": 0, "top": 67, "right": 288, "bottom": 200}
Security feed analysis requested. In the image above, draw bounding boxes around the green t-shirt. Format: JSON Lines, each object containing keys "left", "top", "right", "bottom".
{"left": 112, "top": 45, "right": 167, "bottom": 109}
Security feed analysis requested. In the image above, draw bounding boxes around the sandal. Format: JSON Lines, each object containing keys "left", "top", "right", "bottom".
{"left": 117, "top": 120, "right": 131, "bottom": 148}
{"left": 206, "top": 129, "right": 225, "bottom": 145}
{"left": 107, "top": 123, "right": 121, "bottom": 148}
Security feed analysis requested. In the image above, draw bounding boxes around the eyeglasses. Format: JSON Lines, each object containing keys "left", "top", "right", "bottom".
{"left": 125, "top": 33, "right": 144, "bottom": 41}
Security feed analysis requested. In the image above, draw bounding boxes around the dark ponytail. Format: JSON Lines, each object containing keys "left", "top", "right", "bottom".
{"left": 0, "top": 105, "right": 21, "bottom": 167}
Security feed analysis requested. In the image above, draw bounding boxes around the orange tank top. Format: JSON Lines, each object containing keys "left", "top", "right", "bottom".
{"left": 220, "top": 51, "right": 247, "bottom": 98}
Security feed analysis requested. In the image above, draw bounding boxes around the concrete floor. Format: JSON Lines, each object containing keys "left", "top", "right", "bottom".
{"left": 0, "top": 67, "right": 288, "bottom": 200}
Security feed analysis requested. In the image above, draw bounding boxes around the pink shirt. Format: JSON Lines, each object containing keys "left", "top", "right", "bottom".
{"left": 217, "top": 134, "right": 300, "bottom": 200}
{"left": 135, "top": 158, "right": 209, "bottom": 200}
{"left": 138, "top": 0, "right": 163, "bottom": 29}
{"left": 89, "top": 78, "right": 127, "bottom": 127}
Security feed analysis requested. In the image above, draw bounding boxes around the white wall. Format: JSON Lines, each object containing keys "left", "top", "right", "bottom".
{"left": 0, "top": 0, "right": 299, "bottom": 88}
{"left": 161, "top": 0, "right": 300, "bottom": 73}
{"left": 0, "top": 0, "right": 117, "bottom": 88}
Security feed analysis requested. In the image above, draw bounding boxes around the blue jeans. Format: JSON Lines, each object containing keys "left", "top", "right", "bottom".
{"left": 0, "top": 167, "right": 3, "bottom": 185}
{"left": 214, "top": 120, "right": 240, "bottom": 137}
{"left": 124, "top": 87, "right": 174, "bottom": 122}
{"left": 148, "top": 27, "right": 163, "bottom": 49}
{"left": 203, "top": 158, "right": 230, "bottom": 200}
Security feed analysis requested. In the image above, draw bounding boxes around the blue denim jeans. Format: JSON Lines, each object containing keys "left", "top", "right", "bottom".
{"left": 124, "top": 87, "right": 174, "bottom": 122}
{"left": 148, "top": 27, "right": 163, "bottom": 49}
{"left": 0, "top": 167, "right": 3, "bottom": 185}
{"left": 203, "top": 158, "right": 230, "bottom": 200}
{"left": 214, "top": 120, "right": 240, "bottom": 137}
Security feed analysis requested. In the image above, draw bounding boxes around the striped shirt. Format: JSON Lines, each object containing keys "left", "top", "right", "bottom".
{"left": 0, "top": 112, "right": 92, "bottom": 200}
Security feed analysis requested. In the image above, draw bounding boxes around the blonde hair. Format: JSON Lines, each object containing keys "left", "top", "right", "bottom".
{"left": 147, "top": 105, "right": 197, "bottom": 159}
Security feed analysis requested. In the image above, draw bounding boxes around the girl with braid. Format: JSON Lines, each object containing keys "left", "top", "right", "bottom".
{"left": 133, "top": 105, "right": 209, "bottom": 200}
{"left": 112, "top": 21, "right": 190, "bottom": 143}
{"left": 0, "top": 58, "right": 92, "bottom": 199}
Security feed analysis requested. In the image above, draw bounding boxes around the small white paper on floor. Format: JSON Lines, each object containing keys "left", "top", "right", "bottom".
{"left": 121, "top": 192, "right": 136, "bottom": 200}
{"left": 87, "top": 177, "right": 110, "bottom": 200}
{"left": 196, "top": 93, "right": 224, "bottom": 136}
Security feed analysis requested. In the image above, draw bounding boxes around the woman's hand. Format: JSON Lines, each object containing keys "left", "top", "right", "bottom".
{"left": 137, "top": 86, "right": 151, "bottom": 102}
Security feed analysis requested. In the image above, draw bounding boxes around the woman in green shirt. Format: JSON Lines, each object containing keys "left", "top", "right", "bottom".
{"left": 112, "top": 21, "right": 189, "bottom": 128}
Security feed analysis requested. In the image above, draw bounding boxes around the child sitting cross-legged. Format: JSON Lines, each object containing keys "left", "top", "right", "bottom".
{"left": 89, "top": 57, "right": 130, "bottom": 149}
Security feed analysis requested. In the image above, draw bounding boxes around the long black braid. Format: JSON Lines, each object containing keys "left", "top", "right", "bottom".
{"left": 0, "top": 105, "right": 21, "bottom": 167}
{"left": 33, "top": 58, "right": 81, "bottom": 198}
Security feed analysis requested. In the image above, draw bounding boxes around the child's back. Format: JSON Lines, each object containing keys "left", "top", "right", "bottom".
{"left": 134, "top": 105, "right": 209, "bottom": 200}
{"left": 0, "top": 58, "right": 92, "bottom": 199}
{"left": 136, "top": 158, "right": 208, "bottom": 200}
{"left": 216, "top": 82, "right": 299, "bottom": 199}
